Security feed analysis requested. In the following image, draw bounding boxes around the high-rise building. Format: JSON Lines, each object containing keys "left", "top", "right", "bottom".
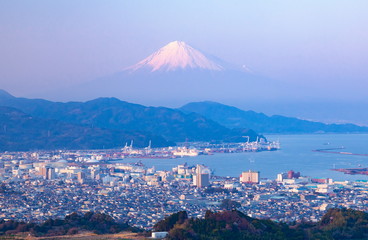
{"left": 40, "top": 166, "right": 55, "bottom": 180}
{"left": 39, "top": 166, "right": 47, "bottom": 178}
{"left": 47, "top": 167, "right": 56, "bottom": 180}
{"left": 240, "top": 170, "right": 260, "bottom": 184}
{"left": 91, "top": 169, "right": 98, "bottom": 180}
{"left": 287, "top": 170, "right": 300, "bottom": 179}
{"left": 287, "top": 170, "right": 295, "bottom": 179}
{"left": 193, "top": 164, "right": 210, "bottom": 188}
{"left": 77, "top": 172, "right": 85, "bottom": 184}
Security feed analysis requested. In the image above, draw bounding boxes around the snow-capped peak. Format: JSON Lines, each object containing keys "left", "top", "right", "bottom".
{"left": 126, "top": 41, "right": 225, "bottom": 72}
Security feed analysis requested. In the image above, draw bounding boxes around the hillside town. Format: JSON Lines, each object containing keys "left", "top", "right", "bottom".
{"left": 0, "top": 148, "right": 367, "bottom": 230}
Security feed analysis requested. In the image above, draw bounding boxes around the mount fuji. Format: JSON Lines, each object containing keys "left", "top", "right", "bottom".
{"left": 62, "top": 41, "right": 283, "bottom": 104}
{"left": 126, "top": 41, "right": 226, "bottom": 72}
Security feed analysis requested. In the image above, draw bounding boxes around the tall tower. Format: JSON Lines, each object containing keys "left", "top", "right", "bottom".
{"left": 77, "top": 172, "right": 85, "bottom": 184}
{"left": 41, "top": 167, "right": 56, "bottom": 180}
{"left": 194, "top": 164, "right": 210, "bottom": 188}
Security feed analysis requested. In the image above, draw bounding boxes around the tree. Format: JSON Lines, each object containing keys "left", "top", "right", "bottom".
{"left": 220, "top": 199, "right": 241, "bottom": 210}
{"left": 153, "top": 211, "right": 188, "bottom": 231}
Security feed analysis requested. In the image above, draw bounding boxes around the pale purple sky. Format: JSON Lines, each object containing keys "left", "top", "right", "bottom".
{"left": 0, "top": 0, "right": 367, "bottom": 121}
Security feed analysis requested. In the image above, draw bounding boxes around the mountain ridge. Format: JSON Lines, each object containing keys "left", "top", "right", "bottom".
{"left": 179, "top": 101, "right": 368, "bottom": 133}
{"left": 0, "top": 90, "right": 262, "bottom": 146}
{"left": 0, "top": 106, "right": 171, "bottom": 151}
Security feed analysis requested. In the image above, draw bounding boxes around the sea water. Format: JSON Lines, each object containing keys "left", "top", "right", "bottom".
{"left": 125, "top": 134, "right": 368, "bottom": 181}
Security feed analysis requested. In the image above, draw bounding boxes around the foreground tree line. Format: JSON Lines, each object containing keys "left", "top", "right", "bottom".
{"left": 0, "top": 211, "right": 140, "bottom": 237}
{"left": 0, "top": 208, "right": 367, "bottom": 239}
{"left": 153, "top": 208, "right": 368, "bottom": 240}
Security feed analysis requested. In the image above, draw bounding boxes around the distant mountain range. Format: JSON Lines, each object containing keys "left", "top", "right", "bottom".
{"left": 39, "top": 40, "right": 367, "bottom": 127}
{"left": 0, "top": 90, "right": 261, "bottom": 151}
{"left": 180, "top": 101, "right": 368, "bottom": 134}
{"left": 0, "top": 89, "right": 366, "bottom": 151}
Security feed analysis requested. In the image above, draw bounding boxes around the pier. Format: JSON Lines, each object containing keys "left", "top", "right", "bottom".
{"left": 312, "top": 147, "right": 368, "bottom": 157}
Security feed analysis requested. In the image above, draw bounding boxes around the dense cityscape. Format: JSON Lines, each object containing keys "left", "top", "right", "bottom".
{"left": 1, "top": 145, "right": 367, "bottom": 231}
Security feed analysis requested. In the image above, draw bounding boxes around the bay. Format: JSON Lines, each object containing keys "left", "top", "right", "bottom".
{"left": 124, "top": 134, "right": 368, "bottom": 181}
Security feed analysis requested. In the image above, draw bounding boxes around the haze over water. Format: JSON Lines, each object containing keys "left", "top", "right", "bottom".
{"left": 127, "top": 134, "right": 368, "bottom": 181}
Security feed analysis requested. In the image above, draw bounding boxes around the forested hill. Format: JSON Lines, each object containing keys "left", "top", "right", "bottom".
{"left": 0, "top": 90, "right": 263, "bottom": 147}
{"left": 154, "top": 208, "right": 368, "bottom": 240}
{"left": 0, "top": 106, "right": 171, "bottom": 151}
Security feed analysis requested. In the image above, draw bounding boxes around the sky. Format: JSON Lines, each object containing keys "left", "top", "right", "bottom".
{"left": 0, "top": 0, "right": 367, "bottom": 122}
